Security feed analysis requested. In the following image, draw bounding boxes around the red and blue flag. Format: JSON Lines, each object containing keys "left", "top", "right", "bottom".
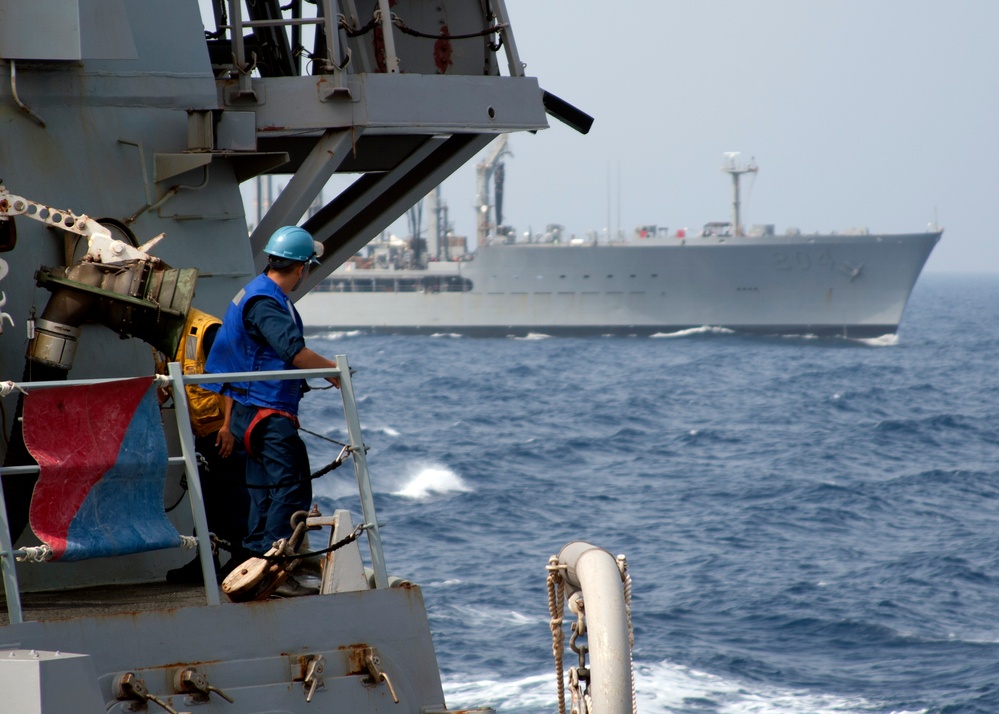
{"left": 23, "top": 376, "right": 182, "bottom": 561}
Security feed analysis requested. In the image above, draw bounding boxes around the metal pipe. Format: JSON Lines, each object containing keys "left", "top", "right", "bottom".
{"left": 375, "top": 0, "right": 400, "bottom": 73}
{"left": 9, "top": 60, "right": 46, "bottom": 128}
{"left": 168, "top": 362, "right": 220, "bottom": 606}
{"left": 1, "top": 456, "right": 190, "bottom": 476}
{"left": 321, "top": 0, "right": 345, "bottom": 77}
{"left": 558, "top": 541, "right": 634, "bottom": 714}
{"left": 0, "top": 469, "right": 23, "bottom": 624}
{"left": 335, "top": 354, "right": 388, "bottom": 587}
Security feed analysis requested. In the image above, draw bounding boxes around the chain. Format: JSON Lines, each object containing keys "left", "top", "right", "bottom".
{"left": 549, "top": 558, "right": 590, "bottom": 714}
{"left": 566, "top": 592, "right": 588, "bottom": 713}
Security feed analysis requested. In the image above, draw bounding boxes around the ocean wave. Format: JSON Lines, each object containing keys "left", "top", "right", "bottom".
{"left": 314, "top": 329, "right": 366, "bottom": 339}
{"left": 856, "top": 333, "right": 900, "bottom": 347}
{"left": 512, "top": 332, "right": 553, "bottom": 340}
{"left": 301, "top": 276, "right": 999, "bottom": 714}
{"left": 391, "top": 463, "right": 473, "bottom": 499}
{"left": 651, "top": 326, "right": 737, "bottom": 338}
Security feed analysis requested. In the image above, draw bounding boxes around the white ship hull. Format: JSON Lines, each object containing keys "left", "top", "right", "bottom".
{"left": 299, "top": 232, "right": 941, "bottom": 338}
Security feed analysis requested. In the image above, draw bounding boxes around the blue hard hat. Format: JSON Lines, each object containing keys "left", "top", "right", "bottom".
{"left": 264, "top": 226, "right": 323, "bottom": 266}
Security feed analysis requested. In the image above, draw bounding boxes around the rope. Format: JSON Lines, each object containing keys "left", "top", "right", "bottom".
{"left": 15, "top": 544, "right": 52, "bottom": 563}
{"left": 546, "top": 556, "right": 567, "bottom": 714}
{"left": 242, "top": 445, "right": 347, "bottom": 490}
{"left": 618, "top": 554, "right": 637, "bottom": 714}
{"left": 300, "top": 426, "right": 349, "bottom": 449}
{"left": 259, "top": 523, "right": 364, "bottom": 563}
{"left": 0, "top": 380, "right": 26, "bottom": 397}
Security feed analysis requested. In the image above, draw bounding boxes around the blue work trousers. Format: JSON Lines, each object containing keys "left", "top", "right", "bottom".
{"left": 230, "top": 401, "right": 312, "bottom": 554}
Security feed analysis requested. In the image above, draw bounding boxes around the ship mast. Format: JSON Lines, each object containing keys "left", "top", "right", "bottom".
{"left": 722, "top": 153, "right": 758, "bottom": 237}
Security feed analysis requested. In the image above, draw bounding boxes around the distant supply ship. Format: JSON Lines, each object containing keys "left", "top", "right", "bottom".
{"left": 299, "top": 153, "right": 941, "bottom": 338}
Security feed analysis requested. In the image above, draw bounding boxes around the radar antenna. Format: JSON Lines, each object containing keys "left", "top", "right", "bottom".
{"left": 721, "top": 153, "right": 758, "bottom": 237}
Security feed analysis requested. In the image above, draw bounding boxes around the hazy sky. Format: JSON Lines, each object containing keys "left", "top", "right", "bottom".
{"left": 452, "top": 1, "right": 998, "bottom": 274}
{"left": 207, "top": 1, "right": 998, "bottom": 274}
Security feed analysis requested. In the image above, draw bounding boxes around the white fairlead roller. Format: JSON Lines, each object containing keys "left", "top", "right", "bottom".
{"left": 558, "top": 541, "right": 634, "bottom": 714}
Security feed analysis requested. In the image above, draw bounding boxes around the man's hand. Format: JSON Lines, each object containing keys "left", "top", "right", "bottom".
{"left": 216, "top": 426, "right": 234, "bottom": 458}
{"left": 292, "top": 347, "right": 341, "bottom": 390}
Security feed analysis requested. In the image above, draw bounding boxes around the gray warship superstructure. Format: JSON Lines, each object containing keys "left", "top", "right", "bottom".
{"left": 298, "top": 156, "right": 940, "bottom": 338}
{"left": 0, "top": 2, "right": 633, "bottom": 713}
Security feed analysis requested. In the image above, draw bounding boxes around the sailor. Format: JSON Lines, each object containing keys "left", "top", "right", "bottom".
{"left": 157, "top": 308, "right": 251, "bottom": 584}
{"left": 204, "top": 226, "right": 339, "bottom": 595}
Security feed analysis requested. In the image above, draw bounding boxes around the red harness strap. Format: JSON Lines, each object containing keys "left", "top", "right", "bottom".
{"left": 243, "top": 407, "right": 300, "bottom": 459}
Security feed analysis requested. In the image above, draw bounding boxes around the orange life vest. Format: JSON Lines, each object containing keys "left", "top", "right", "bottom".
{"left": 174, "top": 308, "right": 226, "bottom": 437}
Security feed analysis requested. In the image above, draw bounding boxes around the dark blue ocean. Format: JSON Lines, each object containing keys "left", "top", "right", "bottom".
{"left": 301, "top": 272, "right": 999, "bottom": 714}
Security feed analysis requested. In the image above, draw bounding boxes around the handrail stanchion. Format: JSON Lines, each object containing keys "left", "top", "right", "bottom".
{"left": 321, "top": 0, "right": 344, "bottom": 76}
{"left": 335, "top": 354, "right": 388, "bottom": 588}
{"left": 227, "top": 0, "right": 254, "bottom": 98}
{"left": 491, "top": 0, "right": 524, "bottom": 77}
{"left": 168, "top": 362, "right": 221, "bottom": 606}
{"left": 0, "top": 475, "right": 24, "bottom": 624}
{"left": 375, "top": 0, "right": 400, "bottom": 73}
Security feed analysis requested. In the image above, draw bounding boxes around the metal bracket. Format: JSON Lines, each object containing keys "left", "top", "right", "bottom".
{"left": 361, "top": 647, "right": 399, "bottom": 703}
{"left": 304, "top": 654, "right": 326, "bottom": 702}
{"left": 174, "top": 666, "right": 235, "bottom": 704}
{"left": 114, "top": 671, "right": 191, "bottom": 714}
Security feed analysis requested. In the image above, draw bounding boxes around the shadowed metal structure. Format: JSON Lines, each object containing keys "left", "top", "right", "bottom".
{"left": 0, "top": 3, "right": 621, "bottom": 714}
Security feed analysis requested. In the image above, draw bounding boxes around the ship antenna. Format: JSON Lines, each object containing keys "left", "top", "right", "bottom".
{"left": 722, "top": 153, "right": 758, "bottom": 237}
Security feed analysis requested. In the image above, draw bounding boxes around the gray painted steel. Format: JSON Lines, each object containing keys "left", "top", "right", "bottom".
{"left": 0, "top": 0, "right": 561, "bottom": 711}
{"left": 298, "top": 232, "right": 941, "bottom": 338}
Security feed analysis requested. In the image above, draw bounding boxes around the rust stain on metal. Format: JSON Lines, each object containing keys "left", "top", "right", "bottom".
{"left": 340, "top": 643, "right": 372, "bottom": 675}
{"left": 141, "top": 658, "right": 221, "bottom": 671}
{"left": 433, "top": 26, "right": 453, "bottom": 74}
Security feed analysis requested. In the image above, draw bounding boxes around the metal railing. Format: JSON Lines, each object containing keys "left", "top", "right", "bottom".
{"left": 0, "top": 354, "right": 386, "bottom": 625}
{"left": 214, "top": 0, "right": 523, "bottom": 96}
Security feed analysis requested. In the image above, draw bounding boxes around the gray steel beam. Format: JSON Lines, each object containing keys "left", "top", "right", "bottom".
{"left": 251, "top": 129, "right": 359, "bottom": 264}
{"left": 295, "top": 132, "right": 495, "bottom": 295}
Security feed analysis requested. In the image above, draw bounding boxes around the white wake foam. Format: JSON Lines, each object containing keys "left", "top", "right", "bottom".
{"left": 513, "top": 332, "right": 552, "bottom": 340}
{"left": 856, "top": 333, "right": 900, "bottom": 347}
{"left": 318, "top": 329, "right": 365, "bottom": 339}
{"left": 651, "top": 326, "right": 736, "bottom": 338}
{"left": 392, "top": 464, "right": 472, "bottom": 499}
{"left": 442, "top": 659, "right": 929, "bottom": 713}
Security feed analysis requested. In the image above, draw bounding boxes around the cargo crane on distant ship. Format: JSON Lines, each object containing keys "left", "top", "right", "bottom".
{"left": 475, "top": 135, "right": 512, "bottom": 247}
